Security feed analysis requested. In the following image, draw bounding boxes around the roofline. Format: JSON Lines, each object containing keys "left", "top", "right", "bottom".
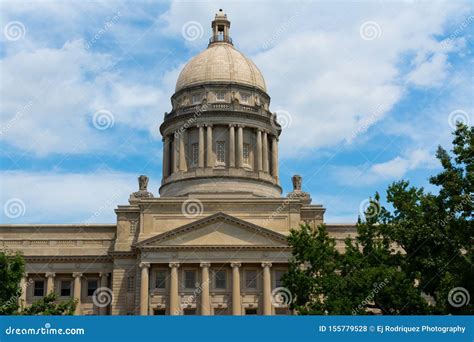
{"left": 0, "top": 224, "right": 117, "bottom": 228}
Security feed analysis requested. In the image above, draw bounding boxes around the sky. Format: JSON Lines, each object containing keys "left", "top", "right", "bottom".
{"left": 0, "top": 0, "right": 472, "bottom": 224}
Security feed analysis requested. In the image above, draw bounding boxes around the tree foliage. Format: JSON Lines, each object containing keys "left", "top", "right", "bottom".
{"left": 285, "top": 124, "right": 473, "bottom": 315}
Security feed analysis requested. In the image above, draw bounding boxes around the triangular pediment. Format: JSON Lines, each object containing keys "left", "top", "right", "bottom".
{"left": 136, "top": 213, "right": 288, "bottom": 248}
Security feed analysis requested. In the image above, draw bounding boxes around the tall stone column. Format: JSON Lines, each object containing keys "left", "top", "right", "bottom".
{"left": 256, "top": 129, "right": 262, "bottom": 171}
{"left": 236, "top": 125, "right": 244, "bottom": 168}
{"left": 18, "top": 273, "right": 27, "bottom": 308}
{"left": 172, "top": 134, "right": 178, "bottom": 173}
{"left": 262, "top": 131, "right": 269, "bottom": 173}
{"left": 231, "top": 262, "right": 241, "bottom": 315}
{"left": 169, "top": 262, "right": 180, "bottom": 315}
{"left": 198, "top": 125, "right": 205, "bottom": 168}
{"left": 200, "top": 262, "right": 211, "bottom": 315}
{"left": 228, "top": 125, "right": 235, "bottom": 168}
{"left": 99, "top": 272, "right": 109, "bottom": 315}
{"left": 206, "top": 125, "right": 213, "bottom": 168}
{"left": 271, "top": 136, "right": 279, "bottom": 180}
{"left": 262, "top": 262, "right": 272, "bottom": 315}
{"left": 139, "top": 263, "right": 150, "bottom": 316}
{"left": 73, "top": 272, "right": 82, "bottom": 315}
{"left": 46, "top": 272, "right": 55, "bottom": 294}
{"left": 163, "top": 135, "right": 170, "bottom": 178}
{"left": 178, "top": 131, "right": 187, "bottom": 172}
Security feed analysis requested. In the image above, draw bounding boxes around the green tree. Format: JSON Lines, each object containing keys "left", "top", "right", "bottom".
{"left": 285, "top": 124, "right": 473, "bottom": 315}
{"left": 0, "top": 251, "right": 76, "bottom": 315}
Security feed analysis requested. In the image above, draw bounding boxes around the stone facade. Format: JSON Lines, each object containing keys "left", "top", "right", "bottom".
{"left": 0, "top": 10, "right": 356, "bottom": 315}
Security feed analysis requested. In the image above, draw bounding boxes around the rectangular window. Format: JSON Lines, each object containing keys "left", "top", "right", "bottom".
{"left": 275, "top": 308, "right": 290, "bottom": 315}
{"left": 191, "top": 143, "right": 199, "bottom": 166}
{"left": 87, "top": 279, "right": 98, "bottom": 296}
{"left": 154, "top": 309, "right": 166, "bottom": 315}
{"left": 216, "top": 141, "right": 225, "bottom": 163}
{"left": 60, "top": 280, "right": 71, "bottom": 297}
{"left": 216, "top": 92, "right": 225, "bottom": 101}
{"left": 240, "top": 93, "right": 250, "bottom": 103}
{"left": 33, "top": 280, "right": 45, "bottom": 297}
{"left": 184, "top": 270, "right": 196, "bottom": 289}
{"left": 275, "top": 270, "right": 285, "bottom": 288}
{"left": 155, "top": 271, "right": 166, "bottom": 289}
{"left": 214, "top": 270, "right": 227, "bottom": 289}
{"left": 192, "top": 94, "right": 201, "bottom": 104}
{"left": 183, "top": 308, "right": 196, "bottom": 315}
{"left": 127, "top": 276, "right": 135, "bottom": 293}
{"left": 245, "top": 270, "right": 257, "bottom": 289}
{"left": 245, "top": 308, "right": 258, "bottom": 315}
{"left": 243, "top": 143, "right": 250, "bottom": 165}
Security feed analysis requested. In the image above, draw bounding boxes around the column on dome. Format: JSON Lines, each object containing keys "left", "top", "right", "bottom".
{"left": 46, "top": 272, "right": 55, "bottom": 294}
{"left": 198, "top": 125, "right": 205, "bottom": 168}
{"left": 73, "top": 272, "right": 82, "bottom": 315}
{"left": 236, "top": 125, "right": 244, "bottom": 168}
{"left": 262, "top": 131, "right": 269, "bottom": 173}
{"left": 139, "top": 262, "right": 150, "bottom": 316}
{"left": 178, "top": 130, "right": 187, "bottom": 172}
{"left": 228, "top": 124, "right": 235, "bottom": 168}
{"left": 172, "top": 134, "right": 178, "bottom": 174}
{"left": 206, "top": 125, "right": 213, "bottom": 168}
{"left": 169, "top": 262, "right": 180, "bottom": 315}
{"left": 231, "top": 262, "right": 241, "bottom": 315}
{"left": 163, "top": 135, "right": 170, "bottom": 178}
{"left": 256, "top": 129, "right": 263, "bottom": 171}
{"left": 271, "top": 136, "right": 279, "bottom": 180}
{"left": 262, "top": 262, "right": 272, "bottom": 315}
{"left": 200, "top": 262, "right": 211, "bottom": 315}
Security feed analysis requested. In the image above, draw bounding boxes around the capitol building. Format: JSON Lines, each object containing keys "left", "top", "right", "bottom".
{"left": 0, "top": 11, "right": 355, "bottom": 315}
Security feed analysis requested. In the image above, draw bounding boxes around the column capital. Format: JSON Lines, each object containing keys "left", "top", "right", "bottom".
{"left": 99, "top": 272, "right": 110, "bottom": 278}
{"left": 237, "top": 124, "right": 245, "bottom": 128}
{"left": 45, "top": 272, "right": 55, "bottom": 278}
{"left": 261, "top": 262, "right": 272, "bottom": 268}
{"left": 230, "top": 262, "right": 241, "bottom": 268}
{"left": 200, "top": 262, "right": 211, "bottom": 268}
{"left": 72, "top": 272, "right": 83, "bottom": 278}
{"left": 205, "top": 124, "right": 213, "bottom": 128}
{"left": 169, "top": 262, "right": 180, "bottom": 269}
{"left": 139, "top": 262, "right": 150, "bottom": 269}
{"left": 228, "top": 123, "right": 236, "bottom": 128}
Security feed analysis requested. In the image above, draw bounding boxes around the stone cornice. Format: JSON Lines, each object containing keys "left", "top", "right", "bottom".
{"left": 24, "top": 255, "right": 113, "bottom": 263}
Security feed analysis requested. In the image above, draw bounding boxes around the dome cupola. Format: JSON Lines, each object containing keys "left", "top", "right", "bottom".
{"left": 159, "top": 10, "right": 282, "bottom": 198}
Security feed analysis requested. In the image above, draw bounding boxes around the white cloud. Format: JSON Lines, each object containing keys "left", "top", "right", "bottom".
{"left": 0, "top": 170, "right": 158, "bottom": 223}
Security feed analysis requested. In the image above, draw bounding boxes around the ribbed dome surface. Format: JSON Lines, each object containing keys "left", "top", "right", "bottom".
{"left": 175, "top": 43, "right": 266, "bottom": 92}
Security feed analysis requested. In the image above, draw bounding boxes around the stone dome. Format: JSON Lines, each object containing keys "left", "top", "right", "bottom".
{"left": 175, "top": 42, "right": 267, "bottom": 93}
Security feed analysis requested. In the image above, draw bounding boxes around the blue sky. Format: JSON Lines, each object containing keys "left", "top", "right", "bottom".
{"left": 0, "top": 0, "right": 473, "bottom": 224}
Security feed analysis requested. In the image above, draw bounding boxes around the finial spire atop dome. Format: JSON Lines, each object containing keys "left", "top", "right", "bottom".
{"left": 209, "top": 9, "right": 233, "bottom": 46}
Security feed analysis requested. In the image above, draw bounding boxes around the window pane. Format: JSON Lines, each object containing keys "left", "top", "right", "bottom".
{"left": 245, "top": 308, "right": 258, "bottom": 315}
{"left": 87, "top": 280, "right": 98, "bottom": 296}
{"left": 34, "top": 280, "right": 44, "bottom": 297}
{"left": 215, "top": 270, "right": 226, "bottom": 289}
{"left": 216, "top": 141, "right": 225, "bottom": 163}
{"left": 243, "top": 144, "right": 250, "bottom": 165}
{"left": 241, "top": 93, "right": 250, "bottom": 103}
{"left": 245, "top": 270, "right": 257, "bottom": 289}
{"left": 127, "top": 276, "right": 135, "bottom": 293}
{"left": 154, "top": 309, "right": 166, "bottom": 315}
{"left": 60, "top": 281, "right": 71, "bottom": 297}
{"left": 184, "top": 270, "right": 196, "bottom": 289}
{"left": 275, "top": 270, "right": 285, "bottom": 288}
{"left": 156, "top": 271, "right": 166, "bottom": 289}
{"left": 216, "top": 92, "right": 225, "bottom": 101}
{"left": 184, "top": 308, "right": 196, "bottom": 315}
{"left": 192, "top": 94, "right": 201, "bottom": 104}
{"left": 191, "top": 143, "right": 199, "bottom": 166}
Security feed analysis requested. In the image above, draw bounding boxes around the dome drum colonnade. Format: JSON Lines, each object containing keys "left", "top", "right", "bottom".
{"left": 159, "top": 10, "right": 281, "bottom": 198}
